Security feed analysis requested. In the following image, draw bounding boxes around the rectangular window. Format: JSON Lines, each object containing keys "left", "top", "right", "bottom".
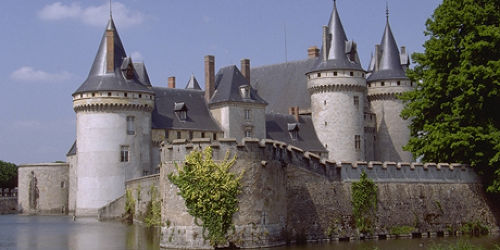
{"left": 244, "top": 109, "right": 251, "bottom": 120}
{"left": 176, "top": 131, "right": 181, "bottom": 139}
{"left": 120, "top": 146, "right": 129, "bottom": 162}
{"left": 189, "top": 131, "right": 193, "bottom": 140}
{"left": 213, "top": 133, "right": 217, "bottom": 140}
{"left": 245, "top": 128, "right": 252, "bottom": 138}
{"left": 127, "top": 116, "right": 135, "bottom": 135}
{"left": 201, "top": 132, "right": 205, "bottom": 138}
{"left": 355, "top": 135, "right": 361, "bottom": 150}
{"left": 353, "top": 96, "right": 359, "bottom": 109}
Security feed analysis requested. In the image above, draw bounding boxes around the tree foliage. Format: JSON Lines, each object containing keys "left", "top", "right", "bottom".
{"left": 401, "top": 0, "right": 500, "bottom": 192}
{"left": 351, "top": 171, "right": 377, "bottom": 234}
{"left": 168, "top": 147, "right": 242, "bottom": 247}
{"left": 0, "top": 160, "right": 17, "bottom": 189}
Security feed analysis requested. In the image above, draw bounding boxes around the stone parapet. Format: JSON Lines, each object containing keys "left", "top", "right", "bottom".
{"left": 163, "top": 138, "right": 479, "bottom": 184}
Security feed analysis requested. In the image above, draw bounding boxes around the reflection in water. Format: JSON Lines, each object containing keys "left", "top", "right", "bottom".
{"left": 0, "top": 215, "right": 159, "bottom": 250}
{"left": 0, "top": 215, "right": 498, "bottom": 250}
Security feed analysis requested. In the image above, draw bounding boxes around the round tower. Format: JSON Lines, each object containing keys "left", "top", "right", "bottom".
{"left": 366, "top": 11, "right": 413, "bottom": 162}
{"left": 306, "top": 1, "right": 366, "bottom": 162}
{"left": 72, "top": 17, "right": 154, "bottom": 216}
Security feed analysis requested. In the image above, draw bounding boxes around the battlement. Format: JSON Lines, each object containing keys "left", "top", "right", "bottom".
{"left": 162, "top": 138, "right": 480, "bottom": 184}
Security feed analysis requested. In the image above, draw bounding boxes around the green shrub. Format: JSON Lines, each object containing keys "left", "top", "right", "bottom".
{"left": 168, "top": 147, "right": 242, "bottom": 247}
{"left": 144, "top": 185, "right": 161, "bottom": 227}
{"left": 389, "top": 225, "right": 415, "bottom": 235}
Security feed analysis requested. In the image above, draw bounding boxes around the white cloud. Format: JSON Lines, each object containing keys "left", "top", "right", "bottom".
{"left": 38, "top": 2, "right": 144, "bottom": 28}
{"left": 11, "top": 66, "right": 73, "bottom": 83}
{"left": 130, "top": 51, "right": 144, "bottom": 62}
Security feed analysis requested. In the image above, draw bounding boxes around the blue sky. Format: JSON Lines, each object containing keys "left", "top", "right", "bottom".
{"left": 0, "top": 0, "right": 441, "bottom": 164}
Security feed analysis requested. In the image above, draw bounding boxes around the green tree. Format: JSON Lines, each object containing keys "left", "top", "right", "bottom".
{"left": 0, "top": 160, "right": 18, "bottom": 189}
{"left": 351, "top": 171, "right": 377, "bottom": 234}
{"left": 401, "top": 0, "right": 500, "bottom": 192}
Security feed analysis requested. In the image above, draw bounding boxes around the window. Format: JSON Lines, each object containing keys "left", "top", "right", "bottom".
{"left": 350, "top": 72, "right": 354, "bottom": 76}
{"left": 139, "top": 94, "right": 142, "bottom": 98}
{"left": 189, "top": 131, "right": 193, "bottom": 140}
{"left": 239, "top": 85, "right": 251, "bottom": 99}
{"left": 353, "top": 96, "right": 359, "bottom": 108}
{"left": 127, "top": 116, "right": 135, "bottom": 135}
{"left": 124, "top": 92, "right": 128, "bottom": 97}
{"left": 213, "top": 133, "right": 217, "bottom": 140}
{"left": 397, "top": 81, "right": 401, "bottom": 86}
{"left": 244, "top": 128, "right": 252, "bottom": 138}
{"left": 61, "top": 181, "right": 65, "bottom": 188}
{"left": 324, "top": 100, "right": 327, "bottom": 105}
{"left": 176, "top": 131, "right": 181, "bottom": 139}
{"left": 381, "top": 81, "right": 385, "bottom": 86}
{"left": 334, "top": 72, "right": 338, "bottom": 76}
{"left": 288, "top": 123, "right": 299, "bottom": 140}
{"left": 174, "top": 102, "right": 188, "bottom": 121}
{"left": 201, "top": 132, "right": 205, "bottom": 138}
{"left": 317, "top": 73, "right": 321, "bottom": 77}
{"left": 108, "top": 92, "right": 112, "bottom": 97}
{"left": 92, "top": 93, "right": 95, "bottom": 97}
{"left": 244, "top": 109, "right": 251, "bottom": 120}
{"left": 368, "top": 83, "right": 371, "bottom": 87}
{"left": 324, "top": 121, "right": 327, "bottom": 126}
{"left": 355, "top": 135, "right": 361, "bottom": 150}
{"left": 120, "top": 146, "right": 129, "bottom": 162}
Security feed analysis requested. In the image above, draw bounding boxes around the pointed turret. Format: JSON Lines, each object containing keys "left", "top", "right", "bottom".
{"left": 310, "top": 1, "right": 362, "bottom": 72}
{"left": 73, "top": 17, "right": 153, "bottom": 95}
{"left": 367, "top": 15, "right": 407, "bottom": 82}
{"left": 185, "top": 74, "right": 201, "bottom": 90}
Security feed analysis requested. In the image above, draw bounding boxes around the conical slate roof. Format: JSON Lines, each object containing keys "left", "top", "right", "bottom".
{"left": 310, "top": 1, "right": 363, "bottom": 72}
{"left": 185, "top": 74, "right": 201, "bottom": 90}
{"left": 73, "top": 18, "right": 153, "bottom": 95}
{"left": 367, "top": 18, "right": 408, "bottom": 82}
{"left": 209, "top": 66, "right": 267, "bottom": 105}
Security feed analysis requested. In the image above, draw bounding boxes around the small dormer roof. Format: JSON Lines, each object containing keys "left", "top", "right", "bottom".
{"left": 367, "top": 17, "right": 408, "bottom": 82}
{"left": 209, "top": 65, "right": 267, "bottom": 105}
{"left": 73, "top": 18, "right": 153, "bottom": 95}
{"left": 185, "top": 74, "right": 201, "bottom": 90}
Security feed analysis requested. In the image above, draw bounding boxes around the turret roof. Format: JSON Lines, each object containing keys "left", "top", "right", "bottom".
{"left": 185, "top": 74, "right": 201, "bottom": 90}
{"left": 73, "top": 18, "right": 153, "bottom": 95}
{"left": 311, "top": 1, "right": 363, "bottom": 72}
{"left": 367, "top": 17, "right": 408, "bottom": 82}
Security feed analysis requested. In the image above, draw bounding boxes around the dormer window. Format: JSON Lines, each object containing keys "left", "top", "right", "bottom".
{"left": 121, "top": 57, "right": 135, "bottom": 80}
{"left": 288, "top": 123, "right": 299, "bottom": 140}
{"left": 239, "top": 85, "right": 251, "bottom": 99}
{"left": 174, "top": 102, "right": 188, "bottom": 121}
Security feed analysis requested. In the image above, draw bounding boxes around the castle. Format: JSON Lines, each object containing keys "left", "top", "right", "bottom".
{"left": 17, "top": 2, "right": 500, "bottom": 248}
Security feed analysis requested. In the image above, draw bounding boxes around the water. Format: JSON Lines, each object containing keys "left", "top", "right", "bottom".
{"left": 0, "top": 215, "right": 498, "bottom": 250}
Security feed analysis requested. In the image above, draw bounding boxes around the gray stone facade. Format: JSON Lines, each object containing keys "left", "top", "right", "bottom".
{"left": 159, "top": 139, "right": 498, "bottom": 248}
{"left": 18, "top": 163, "right": 69, "bottom": 215}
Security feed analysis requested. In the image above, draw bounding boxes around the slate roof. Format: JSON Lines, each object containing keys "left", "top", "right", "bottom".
{"left": 73, "top": 18, "right": 153, "bottom": 95}
{"left": 310, "top": 1, "right": 363, "bottom": 73}
{"left": 250, "top": 58, "right": 316, "bottom": 114}
{"left": 209, "top": 66, "right": 267, "bottom": 105}
{"left": 66, "top": 141, "right": 76, "bottom": 156}
{"left": 266, "top": 113, "right": 327, "bottom": 153}
{"left": 134, "top": 62, "right": 152, "bottom": 87}
{"left": 152, "top": 87, "right": 222, "bottom": 132}
{"left": 367, "top": 19, "right": 408, "bottom": 82}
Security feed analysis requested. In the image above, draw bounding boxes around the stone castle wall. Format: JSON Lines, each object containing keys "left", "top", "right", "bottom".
{"left": 160, "top": 138, "right": 498, "bottom": 249}
{"left": 125, "top": 174, "right": 160, "bottom": 224}
{"left": 18, "top": 163, "right": 69, "bottom": 215}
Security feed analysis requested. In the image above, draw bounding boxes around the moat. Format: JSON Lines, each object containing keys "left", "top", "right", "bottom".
{"left": 0, "top": 215, "right": 498, "bottom": 250}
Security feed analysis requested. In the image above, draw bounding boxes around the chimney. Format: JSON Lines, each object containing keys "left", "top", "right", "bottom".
{"left": 204, "top": 55, "right": 215, "bottom": 102}
{"left": 374, "top": 44, "right": 381, "bottom": 71}
{"left": 241, "top": 59, "right": 250, "bottom": 82}
{"left": 289, "top": 106, "right": 300, "bottom": 122}
{"left": 322, "top": 26, "right": 329, "bottom": 62}
{"left": 308, "top": 46, "right": 320, "bottom": 59}
{"left": 105, "top": 29, "right": 114, "bottom": 73}
{"left": 168, "top": 77, "right": 176, "bottom": 88}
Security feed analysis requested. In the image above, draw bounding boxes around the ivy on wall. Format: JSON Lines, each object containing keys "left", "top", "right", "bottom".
{"left": 144, "top": 185, "right": 161, "bottom": 227}
{"left": 168, "top": 147, "right": 242, "bottom": 246}
{"left": 351, "top": 170, "right": 377, "bottom": 234}
{"left": 124, "top": 188, "right": 135, "bottom": 224}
